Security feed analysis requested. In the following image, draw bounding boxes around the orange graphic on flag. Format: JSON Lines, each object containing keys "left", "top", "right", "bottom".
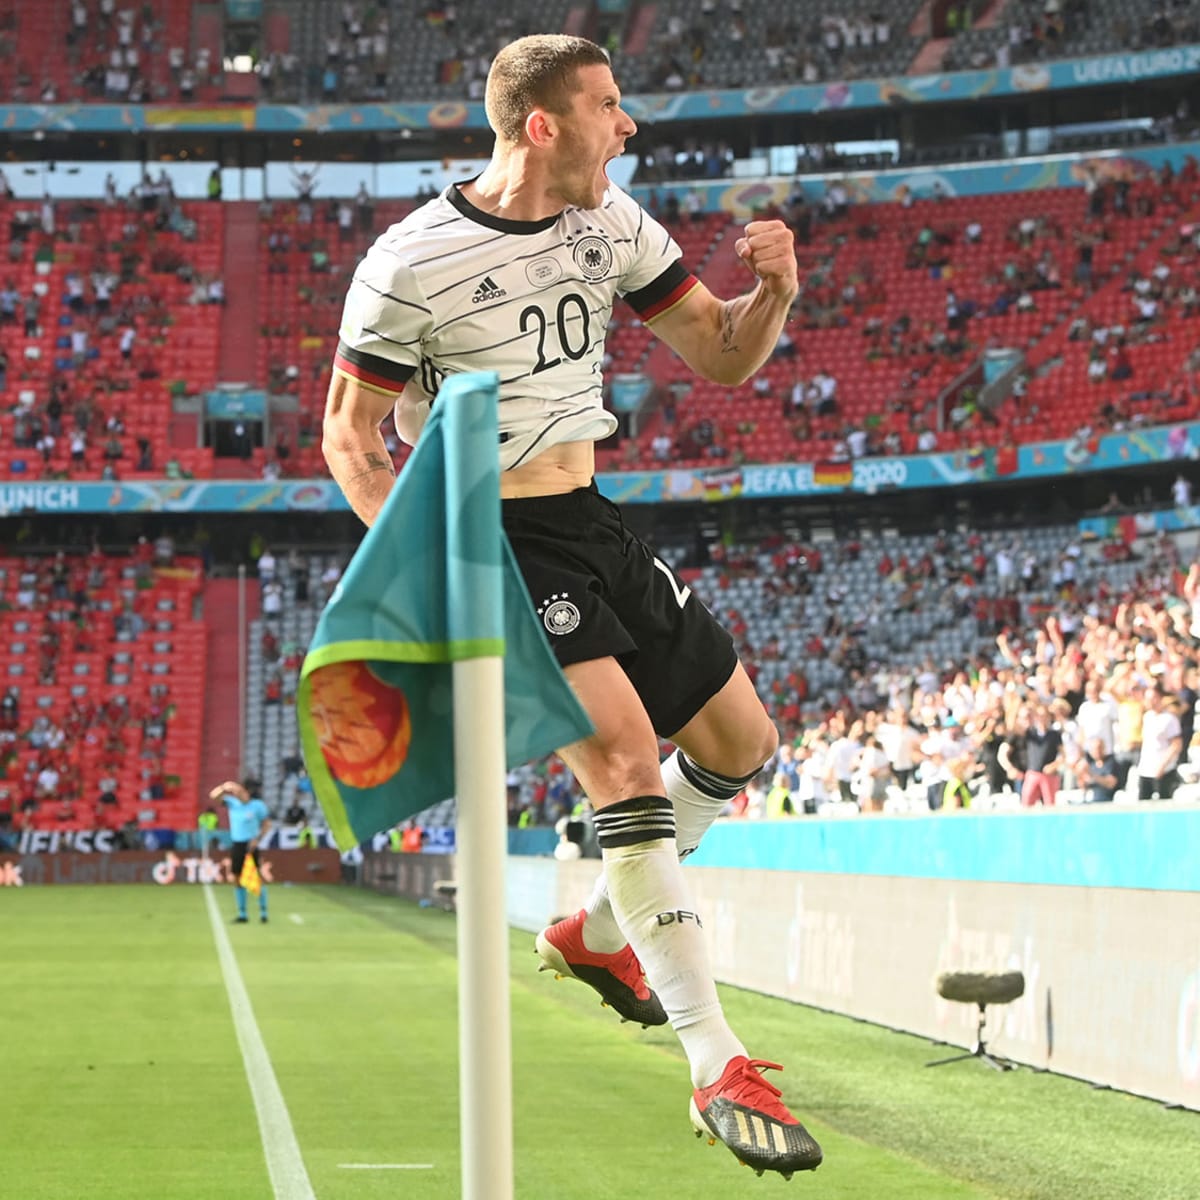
{"left": 308, "top": 661, "right": 413, "bottom": 789}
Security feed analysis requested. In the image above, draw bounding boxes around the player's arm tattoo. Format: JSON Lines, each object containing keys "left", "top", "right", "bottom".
{"left": 718, "top": 302, "right": 741, "bottom": 355}
{"left": 346, "top": 452, "right": 395, "bottom": 483}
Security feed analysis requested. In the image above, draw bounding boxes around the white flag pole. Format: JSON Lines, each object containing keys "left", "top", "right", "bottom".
{"left": 452, "top": 654, "right": 513, "bottom": 1200}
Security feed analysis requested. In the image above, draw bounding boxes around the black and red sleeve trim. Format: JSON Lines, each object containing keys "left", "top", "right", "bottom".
{"left": 623, "top": 261, "right": 699, "bottom": 323}
{"left": 332, "top": 340, "right": 416, "bottom": 393}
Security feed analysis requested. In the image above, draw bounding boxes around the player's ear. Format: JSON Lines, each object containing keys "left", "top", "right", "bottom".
{"left": 525, "top": 108, "right": 555, "bottom": 149}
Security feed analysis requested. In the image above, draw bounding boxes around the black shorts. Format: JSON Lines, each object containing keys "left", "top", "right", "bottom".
{"left": 502, "top": 482, "right": 737, "bottom": 737}
{"left": 230, "top": 841, "right": 259, "bottom": 880}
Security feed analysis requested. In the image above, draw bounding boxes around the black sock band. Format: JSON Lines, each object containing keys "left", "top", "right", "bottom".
{"left": 676, "top": 750, "right": 762, "bottom": 800}
{"left": 593, "top": 795, "right": 675, "bottom": 850}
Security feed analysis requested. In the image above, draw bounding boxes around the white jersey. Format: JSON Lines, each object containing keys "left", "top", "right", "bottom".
{"left": 333, "top": 181, "right": 696, "bottom": 471}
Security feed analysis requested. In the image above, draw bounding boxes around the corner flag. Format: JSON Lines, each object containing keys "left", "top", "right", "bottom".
{"left": 296, "top": 371, "right": 593, "bottom": 850}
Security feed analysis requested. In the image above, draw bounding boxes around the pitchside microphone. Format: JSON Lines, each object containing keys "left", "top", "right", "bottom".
{"left": 936, "top": 970, "right": 1026, "bottom": 1007}
{"left": 927, "top": 970, "right": 1027, "bottom": 1072}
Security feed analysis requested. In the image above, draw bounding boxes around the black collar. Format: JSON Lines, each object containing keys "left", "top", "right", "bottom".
{"left": 447, "top": 180, "right": 562, "bottom": 234}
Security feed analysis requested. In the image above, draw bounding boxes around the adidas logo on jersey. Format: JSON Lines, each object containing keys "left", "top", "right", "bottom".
{"left": 472, "top": 275, "right": 506, "bottom": 304}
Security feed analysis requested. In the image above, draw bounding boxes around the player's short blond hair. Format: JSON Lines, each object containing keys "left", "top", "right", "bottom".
{"left": 485, "top": 35, "right": 612, "bottom": 145}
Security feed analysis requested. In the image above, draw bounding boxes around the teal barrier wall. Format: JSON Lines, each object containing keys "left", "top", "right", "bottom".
{"left": 686, "top": 809, "right": 1200, "bottom": 891}
{"left": 508, "top": 827, "right": 558, "bottom": 857}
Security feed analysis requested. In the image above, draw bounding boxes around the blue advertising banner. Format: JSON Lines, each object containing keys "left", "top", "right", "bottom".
{"left": 597, "top": 421, "right": 1200, "bottom": 506}
{"left": 620, "top": 45, "right": 1200, "bottom": 124}
{"left": 0, "top": 422, "right": 1195, "bottom": 513}
{"left": 0, "top": 480, "right": 350, "bottom": 514}
{"left": 1, "top": 44, "right": 1196, "bottom": 133}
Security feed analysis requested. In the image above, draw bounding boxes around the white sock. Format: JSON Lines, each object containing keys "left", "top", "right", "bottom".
{"left": 580, "top": 750, "right": 752, "bottom": 950}
{"left": 661, "top": 747, "right": 735, "bottom": 858}
{"left": 580, "top": 868, "right": 626, "bottom": 953}
{"left": 595, "top": 798, "right": 746, "bottom": 1088}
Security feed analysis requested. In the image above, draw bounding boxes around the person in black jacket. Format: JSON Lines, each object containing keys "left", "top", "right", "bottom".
{"left": 1019, "top": 704, "right": 1063, "bottom": 807}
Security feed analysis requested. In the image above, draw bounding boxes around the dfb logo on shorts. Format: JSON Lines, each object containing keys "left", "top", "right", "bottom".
{"left": 655, "top": 909, "right": 703, "bottom": 928}
{"left": 537, "top": 593, "right": 581, "bottom": 635}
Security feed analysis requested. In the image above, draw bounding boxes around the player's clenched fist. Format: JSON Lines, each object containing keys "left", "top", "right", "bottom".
{"left": 734, "top": 220, "right": 799, "bottom": 301}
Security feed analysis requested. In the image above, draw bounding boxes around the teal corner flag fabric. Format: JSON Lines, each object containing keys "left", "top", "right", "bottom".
{"left": 297, "top": 372, "right": 593, "bottom": 850}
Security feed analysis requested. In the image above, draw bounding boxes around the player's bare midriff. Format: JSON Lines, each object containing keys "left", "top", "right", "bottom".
{"left": 500, "top": 438, "right": 596, "bottom": 498}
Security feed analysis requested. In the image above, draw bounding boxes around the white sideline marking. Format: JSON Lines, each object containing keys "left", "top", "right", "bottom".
{"left": 289, "top": 913, "right": 305, "bottom": 925}
{"left": 338, "top": 1164, "right": 435, "bottom": 1171}
{"left": 205, "top": 886, "right": 317, "bottom": 1200}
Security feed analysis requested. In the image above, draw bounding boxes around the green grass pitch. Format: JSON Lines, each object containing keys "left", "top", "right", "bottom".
{"left": 2, "top": 884, "right": 1197, "bottom": 1199}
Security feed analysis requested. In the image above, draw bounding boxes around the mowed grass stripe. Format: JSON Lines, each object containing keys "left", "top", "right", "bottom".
{"left": 0, "top": 886, "right": 273, "bottom": 1200}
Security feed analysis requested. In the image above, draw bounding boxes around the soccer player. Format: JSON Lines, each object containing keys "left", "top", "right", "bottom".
{"left": 210, "top": 779, "right": 270, "bottom": 924}
{"left": 321, "top": 34, "right": 821, "bottom": 1178}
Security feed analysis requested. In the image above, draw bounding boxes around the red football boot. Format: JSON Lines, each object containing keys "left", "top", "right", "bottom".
{"left": 691, "top": 1056, "right": 823, "bottom": 1179}
{"left": 535, "top": 908, "right": 668, "bottom": 1027}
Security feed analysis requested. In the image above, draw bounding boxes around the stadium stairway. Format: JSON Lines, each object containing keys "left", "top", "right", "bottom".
{"left": 243, "top": 553, "right": 328, "bottom": 817}
{"left": 219, "top": 201, "right": 261, "bottom": 382}
{"left": 199, "top": 578, "right": 248, "bottom": 789}
{"left": 562, "top": 5, "right": 591, "bottom": 36}
{"left": 971, "top": 0, "right": 1011, "bottom": 30}
{"left": 624, "top": 3, "right": 657, "bottom": 55}
{"left": 908, "top": 1, "right": 933, "bottom": 35}
{"left": 908, "top": 37, "right": 951, "bottom": 74}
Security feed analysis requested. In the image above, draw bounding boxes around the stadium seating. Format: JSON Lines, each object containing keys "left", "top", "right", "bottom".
{"left": 0, "top": 1, "right": 200, "bottom": 104}
{"left": 249, "top": 174, "right": 1200, "bottom": 479}
{"left": 945, "top": 0, "right": 1200, "bottom": 74}
{"left": 254, "top": 198, "right": 416, "bottom": 477}
{"left": 239, "top": 511, "right": 1177, "bottom": 823}
{"left": 265, "top": 0, "right": 578, "bottom": 104}
{"left": 0, "top": 196, "right": 221, "bottom": 481}
{"left": 597, "top": 175, "right": 1200, "bottom": 470}
{"left": 258, "top": 0, "right": 1200, "bottom": 103}
{"left": 661, "top": 518, "right": 1147, "bottom": 739}
{"left": 1, "top": 172, "right": 1194, "bottom": 487}
{"left": 1, "top": 0, "right": 1194, "bottom": 107}
{"left": 0, "top": 550, "right": 206, "bottom": 833}
{"left": 612, "top": 0, "right": 924, "bottom": 93}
